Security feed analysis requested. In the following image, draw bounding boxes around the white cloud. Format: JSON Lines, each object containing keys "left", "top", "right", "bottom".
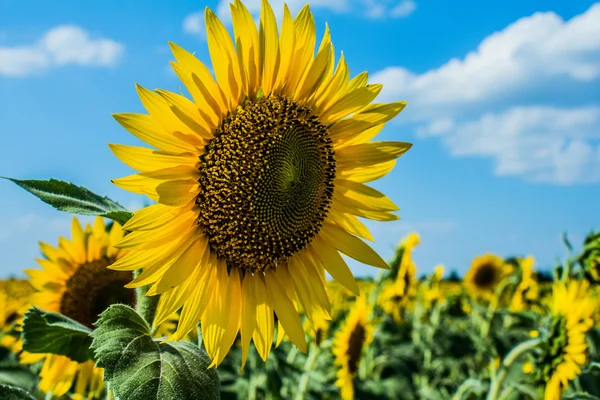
{"left": 390, "top": 0, "right": 416, "bottom": 17}
{"left": 183, "top": 12, "right": 206, "bottom": 39}
{"left": 0, "top": 25, "right": 124, "bottom": 77}
{"left": 372, "top": 3, "right": 600, "bottom": 184}
{"left": 441, "top": 106, "right": 600, "bottom": 184}
{"left": 183, "top": 0, "right": 414, "bottom": 38}
{"left": 373, "top": 3, "right": 600, "bottom": 116}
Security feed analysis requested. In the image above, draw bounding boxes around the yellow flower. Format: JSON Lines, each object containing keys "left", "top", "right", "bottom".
{"left": 422, "top": 264, "right": 445, "bottom": 308}
{"left": 509, "top": 256, "right": 538, "bottom": 312}
{"left": 304, "top": 311, "right": 330, "bottom": 346}
{"left": 0, "top": 281, "right": 33, "bottom": 353}
{"left": 464, "top": 253, "right": 507, "bottom": 299}
{"left": 378, "top": 261, "right": 417, "bottom": 323}
{"left": 537, "top": 280, "right": 596, "bottom": 400}
{"left": 109, "top": 0, "right": 409, "bottom": 367}
{"left": 332, "top": 297, "right": 374, "bottom": 400}
{"left": 21, "top": 217, "right": 130, "bottom": 399}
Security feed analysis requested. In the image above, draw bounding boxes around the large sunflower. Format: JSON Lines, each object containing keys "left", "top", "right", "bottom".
{"left": 464, "top": 253, "right": 507, "bottom": 299}
{"left": 109, "top": 0, "right": 409, "bottom": 367}
{"left": 534, "top": 280, "right": 596, "bottom": 400}
{"left": 22, "top": 217, "right": 132, "bottom": 399}
{"left": 332, "top": 296, "right": 374, "bottom": 400}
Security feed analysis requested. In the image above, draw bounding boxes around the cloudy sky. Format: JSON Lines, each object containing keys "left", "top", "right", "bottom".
{"left": 0, "top": 0, "right": 599, "bottom": 279}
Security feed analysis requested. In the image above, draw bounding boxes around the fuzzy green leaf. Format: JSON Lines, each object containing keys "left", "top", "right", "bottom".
{"left": 22, "top": 307, "right": 94, "bottom": 363}
{"left": 91, "top": 304, "right": 220, "bottom": 400}
{"left": 0, "top": 385, "right": 36, "bottom": 400}
{"left": 4, "top": 178, "right": 132, "bottom": 224}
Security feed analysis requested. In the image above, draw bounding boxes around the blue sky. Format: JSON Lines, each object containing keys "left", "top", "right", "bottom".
{"left": 1, "top": 0, "right": 599, "bottom": 279}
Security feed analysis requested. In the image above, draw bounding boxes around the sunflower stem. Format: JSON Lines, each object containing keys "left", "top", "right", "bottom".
{"left": 295, "top": 342, "right": 320, "bottom": 400}
{"left": 486, "top": 338, "right": 542, "bottom": 400}
{"left": 134, "top": 269, "right": 159, "bottom": 327}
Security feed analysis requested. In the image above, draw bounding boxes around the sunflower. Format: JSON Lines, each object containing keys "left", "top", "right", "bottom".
{"left": 109, "top": 0, "right": 409, "bottom": 367}
{"left": 332, "top": 296, "right": 374, "bottom": 400}
{"left": 464, "top": 253, "right": 507, "bottom": 299}
{"left": 533, "top": 280, "right": 596, "bottom": 400}
{"left": 0, "top": 279, "right": 34, "bottom": 352}
{"left": 377, "top": 237, "right": 418, "bottom": 322}
{"left": 422, "top": 264, "right": 444, "bottom": 309}
{"left": 509, "top": 256, "right": 538, "bottom": 312}
{"left": 21, "top": 217, "right": 132, "bottom": 399}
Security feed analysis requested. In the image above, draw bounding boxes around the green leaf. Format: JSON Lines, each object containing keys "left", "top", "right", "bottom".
{"left": 4, "top": 178, "right": 132, "bottom": 224}
{"left": 22, "top": 307, "right": 94, "bottom": 363}
{"left": 562, "top": 393, "right": 600, "bottom": 400}
{"left": 0, "top": 366, "right": 38, "bottom": 394}
{"left": 0, "top": 385, "right": 36, "bottom": 400}
{"left": 91, "top": 304, "right": 220, "bottom": 400}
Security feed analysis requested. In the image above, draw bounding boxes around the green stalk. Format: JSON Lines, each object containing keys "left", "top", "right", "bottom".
{"left": 134, "top": 269, "right": 159, "bottom": 327}
{"left": 295, "top": 343, "right": 320, "bottom": 400}
{"left": 486, "top": 338, "right": 542, "bottom": 400}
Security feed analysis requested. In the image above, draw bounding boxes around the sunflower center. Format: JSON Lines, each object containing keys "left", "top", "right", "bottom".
{"left": 198, "top": 95, "right": 335, "bottom": 272}
{"left": 346, "top": 324, "right": 366, "bottom": 375}
{"left": 60, "top": 257, "right": 134, "bottom": 328}
{"left": 473, "top": 263, "right": 499, "bottom": 289}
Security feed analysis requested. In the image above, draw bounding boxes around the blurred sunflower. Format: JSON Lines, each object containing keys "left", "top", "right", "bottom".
{"left": 332, "top": 296, "right": 374, "bottom": 400}
{"left": 464, "top": 254, "right": 507, "bottom": 299}
{"left": 21, "top": 217, "right": 132, "bottom": 399}
{"left": 509, "top": 256, "right": 538, "bottom": 312}
{"left": 534, "top": 280, "right": 596, "bottom": 400}
{"left": 109, "top": 0, "right": 409, "bottom": 367}
{"left": 422, "top": 264, "right": 445, "bottom": 309}
{"left": 0, "top": 279, "right": 33, "bottom": 352}
{"left": 378, "top": 236, "right": 419, "bottom": 322}
{"left": 304, "top": 311, "right": 330, "bottom": 346}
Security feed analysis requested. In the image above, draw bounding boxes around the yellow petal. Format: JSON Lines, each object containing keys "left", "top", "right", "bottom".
{"left": 240, "top": 272, "right": 257, "bottom": 370}
{"left": 337, "top": 160, "right": 396, "bottom": 183}
{"left": 155, "top": 89, "right": 214, "bottom": 140}
{"left": 320, "top": 84, "right": 382, "bottom": 125}
{"left": 265, "top": 269, "right": 307, "bottom": 353}
{"left": 320, "top": 222, "right": 389, "bottom": 269}
{"left": 335, "top": 179, "right": 399, "bottom": 212}
{"left": 274, "top": 4, "right": 296, "bottom": 93}
{"left": 327, "top": 209, "right": 374, "bottom": 242}
{"left": 205, "top": 8, "right": 243, "bottom": 107}
{"left": 112, "top": 113, "right": 192, "bottom": 154}
{"left": 336, "top": 142, "right": 412, "bottom": 168}
{"left": 329, "top": 102, "right": 407, "bottom": 145}
{"left": 259, "top": 0, "right": 280, "bottom": 95}
{"left": 231, "top": 0, "right": 260, "bottom": 95}
{"left": 309, "top": 237, "right": 359, "bottom": 295}
{"left": 251, "top": 273, "right": 274, "bottom": 361}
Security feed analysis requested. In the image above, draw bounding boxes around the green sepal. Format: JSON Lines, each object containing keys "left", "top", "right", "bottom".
{"left": 91, "top": 304, "right": 220, "bottom": 400}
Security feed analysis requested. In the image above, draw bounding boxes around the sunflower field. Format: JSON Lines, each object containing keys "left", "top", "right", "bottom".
{"left": 1, "top": 0, "right": 599, "bottom": 399}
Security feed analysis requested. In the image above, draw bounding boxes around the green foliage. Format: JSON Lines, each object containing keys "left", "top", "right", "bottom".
{"left": 3, "top": 178, "right": 132, "bottom": 225}
{"left": 91, "top": 304, "right": 220, "bottom": 400}
{"left": 0, "top": 385, "right": 36, "bottom": 400}
{"left": 22, "top": 307, "right": 94, "bottom": 363}
{"left": 0, "top": 348, "right": 38, "bottom": 395}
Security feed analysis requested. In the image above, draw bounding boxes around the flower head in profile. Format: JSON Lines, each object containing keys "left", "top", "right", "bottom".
{"left": 509, "top": 256, "right": 538, "bottom": 312}
{"left": 533, "top": 280, "right": 595, "bottom": 400}
{"left": 332, "top": 296, "right": 374, "bottom": 400}
{"left": 21, "top": 217, "right": 131, "bottom": 399}
{"left": 109, "top": 0, "right": 409, "bottom": 367}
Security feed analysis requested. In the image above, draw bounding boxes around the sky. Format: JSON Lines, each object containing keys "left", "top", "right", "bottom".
{"left": 0, "top": 0, "right": 599, "bottom": 279}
